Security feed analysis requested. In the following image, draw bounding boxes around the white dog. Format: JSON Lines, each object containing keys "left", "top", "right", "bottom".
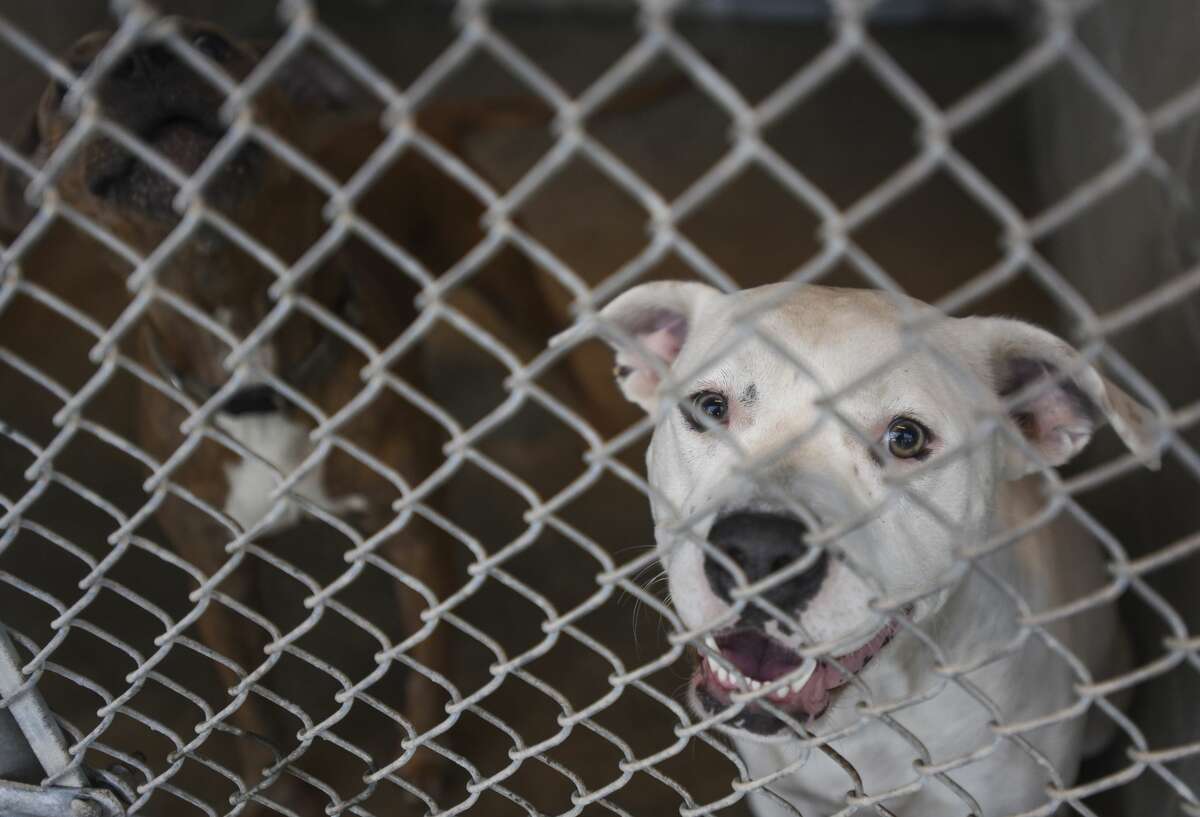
{"left": 597, "top": 281, "right": 1159, "bottom": 816}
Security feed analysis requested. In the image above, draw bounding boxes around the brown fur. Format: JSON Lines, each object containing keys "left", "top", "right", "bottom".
{"left": 0, "top": 19, "right": 571, "bottom": 811}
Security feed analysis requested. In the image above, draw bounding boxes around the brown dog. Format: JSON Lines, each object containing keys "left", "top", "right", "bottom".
{"left": 0, "top": 19, "right": 576, "bottom": 813}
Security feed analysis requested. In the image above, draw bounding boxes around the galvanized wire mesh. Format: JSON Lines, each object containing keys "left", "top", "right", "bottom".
{"left": 0, "top": 1, "right": 1198, "bottom": 816}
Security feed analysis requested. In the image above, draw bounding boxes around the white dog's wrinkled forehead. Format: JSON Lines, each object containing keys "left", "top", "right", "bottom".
{"left": 676, "top": 284, "right": 956, "bottom": 405}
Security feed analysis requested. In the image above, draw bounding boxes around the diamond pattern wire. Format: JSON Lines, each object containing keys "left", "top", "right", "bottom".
{"left": 0, "top": 1, "right": 1197, "bottom": 816}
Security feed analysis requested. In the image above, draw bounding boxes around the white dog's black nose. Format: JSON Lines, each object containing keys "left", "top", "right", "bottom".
{"left": 704, "top": 512, "right": 828, "bottom": 614}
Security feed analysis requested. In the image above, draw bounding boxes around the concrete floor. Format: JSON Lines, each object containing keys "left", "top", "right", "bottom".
{"left": 0, "top": 4, "right": 1193, "bottom": 816}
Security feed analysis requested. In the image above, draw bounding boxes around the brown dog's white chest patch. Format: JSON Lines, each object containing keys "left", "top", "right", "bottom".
{"left": 218, "top": 412, "right": 366, "bottom": 534}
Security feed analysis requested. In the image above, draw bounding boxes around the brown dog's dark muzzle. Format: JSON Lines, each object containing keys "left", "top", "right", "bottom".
{"left": 72, "top": 26, "right": 261, "bottom": 215}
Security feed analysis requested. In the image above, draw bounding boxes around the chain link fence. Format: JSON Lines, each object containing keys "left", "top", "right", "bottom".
{"left": 0, "top": 0, "right": 1198, "bottom": 815}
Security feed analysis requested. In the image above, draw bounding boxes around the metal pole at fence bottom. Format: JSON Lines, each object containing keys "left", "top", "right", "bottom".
{"left": 0, "top": 623, "right": 131, "bottom": 817}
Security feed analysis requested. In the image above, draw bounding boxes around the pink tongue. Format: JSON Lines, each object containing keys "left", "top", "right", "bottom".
{"left": 796, "top": 663, "right": 841, "bottom": 715}
{"left": 793, "top": 626, "right": 894, "bottom": 717}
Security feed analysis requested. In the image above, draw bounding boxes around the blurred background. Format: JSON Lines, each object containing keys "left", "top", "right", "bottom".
{"left": 0, "top": 1, "right": 1197, "bottom": 815}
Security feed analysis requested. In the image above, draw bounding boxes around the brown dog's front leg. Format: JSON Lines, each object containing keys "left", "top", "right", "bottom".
{"left": 155, "top": 498, "right": 279, "bottom": 797}
{"left": 377, "top": 514, "right": 454, "bottom": 803}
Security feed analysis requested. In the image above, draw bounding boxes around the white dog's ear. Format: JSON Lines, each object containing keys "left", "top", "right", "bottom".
{"left": 971, "top": 317, "right": 1161, "bottom": 477}
{"left": 597, "top": 280, "right": 721, "bottom": 412}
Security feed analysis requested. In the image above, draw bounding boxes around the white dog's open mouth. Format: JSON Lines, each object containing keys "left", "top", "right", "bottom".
{"left": 691, "top": 613, "right": 906, "bottom": 734}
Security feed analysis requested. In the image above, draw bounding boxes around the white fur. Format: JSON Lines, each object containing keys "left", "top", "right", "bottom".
{"left": 600, "top": 281, "right": 1156, "bottom": 816}
{"left": 219, "top": 412, "right": 365, "bottom": 535}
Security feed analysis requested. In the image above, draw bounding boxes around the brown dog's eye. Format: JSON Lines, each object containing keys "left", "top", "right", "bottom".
{"left": 886, "top": 417, "right": 929, "bottom": 459}
{"left": 192, "top": 32, "right": 231, "bottom": 62}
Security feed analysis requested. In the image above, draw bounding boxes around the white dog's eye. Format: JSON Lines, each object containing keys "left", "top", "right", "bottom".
{"left": 886, "top": 417, "right": 930, "bottom": 459}
{"left": 683, "top": 391, "right": 729, "bottom": 431}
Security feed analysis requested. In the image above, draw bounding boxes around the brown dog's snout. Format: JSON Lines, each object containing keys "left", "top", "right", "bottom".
{"left": 58, "top": 22, "right": 244, "bottom": 139}
{"left": 109, "top": 26, "right": 235, "bottom": 83}
{"left": 110, "top": 43, "right": 176, "bottom": 83}
{"left": 99, "top": 45, "right": 222, "bottom": 118}
{"left": 58, "top": 33, "right": 210, "bottom": 99}
{"left": 48, "top": 22, "right": 269, "bottom": 216}
{"left": 65, "top": 23, "right": 236, "bottom": 82}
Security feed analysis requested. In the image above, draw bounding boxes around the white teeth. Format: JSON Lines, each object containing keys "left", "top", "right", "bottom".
{"left": 705, "top": 637, "right": 719, "bottom": 652}
{"left": 788, "top": 658, "right": 818, "bottom": 693}
{"left": 704, "top": 653, "right": 739, "bottom": 690}
{"left": 702, "top": 646, "right": 819, "bottom": 698}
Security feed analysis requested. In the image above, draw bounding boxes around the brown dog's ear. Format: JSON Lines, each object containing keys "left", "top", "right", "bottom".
{"left": 597, "top": 280, "right": 722, "bottom": 413}
{"left": 0, "top": 111, "right": 44, "bottom": 234}
{"left": 259, "top": 44, "right": 374, "bottom": 114}
{"left": 969, "top": 317, "right": 1162, "bottom": 477}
